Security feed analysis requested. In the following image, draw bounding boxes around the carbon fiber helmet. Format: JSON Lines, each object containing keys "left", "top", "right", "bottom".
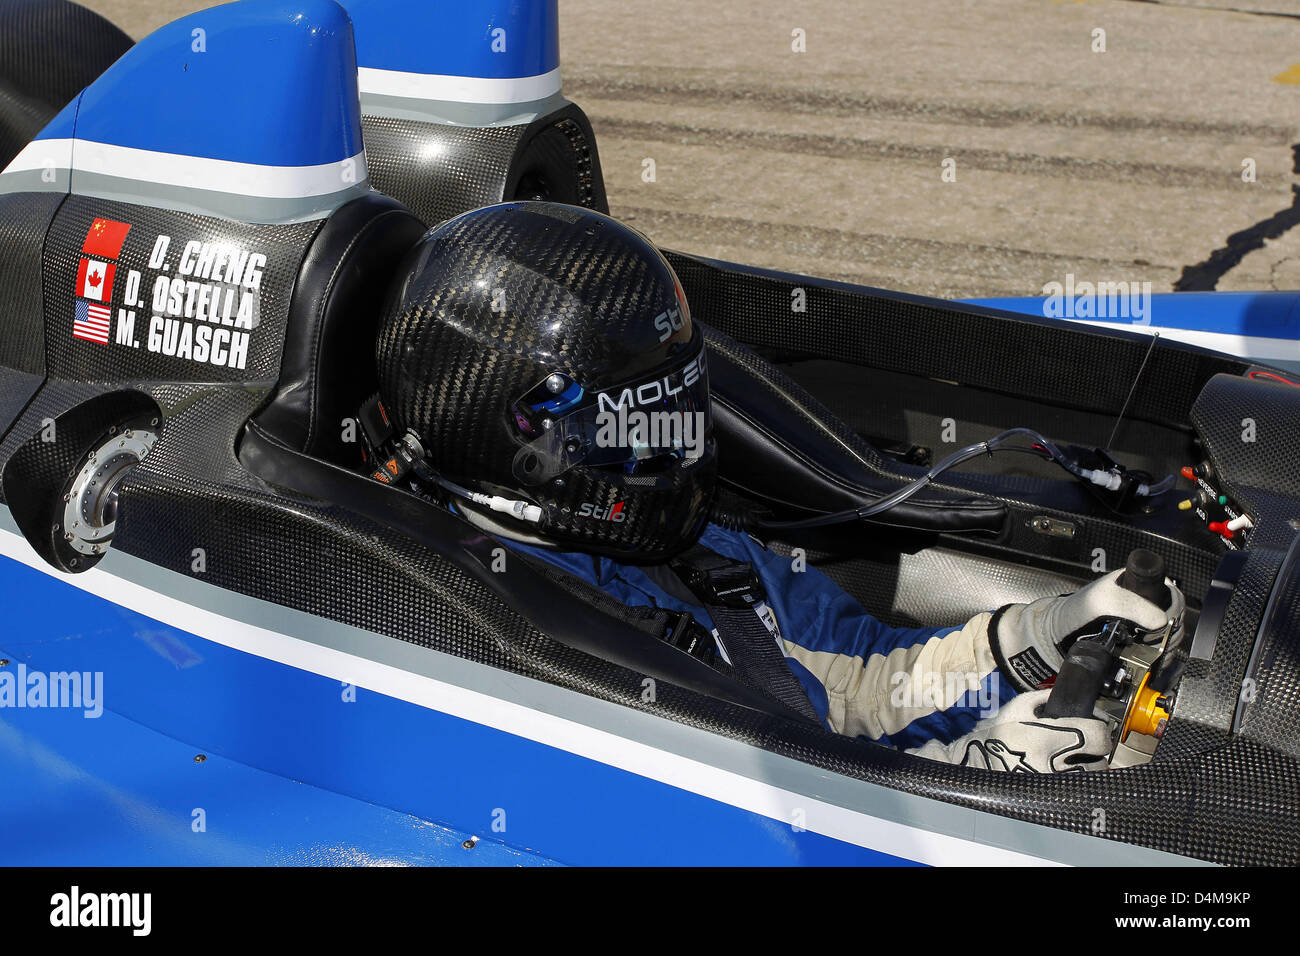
{"left": 375, "top": 201, "right": 716, "bottom": 560}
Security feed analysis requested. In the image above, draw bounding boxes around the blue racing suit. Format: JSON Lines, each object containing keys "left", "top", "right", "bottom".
{"left": 502, "top": 522, "right": 1019, "bottom": 749}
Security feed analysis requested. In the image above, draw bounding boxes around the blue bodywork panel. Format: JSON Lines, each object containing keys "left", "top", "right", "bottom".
{"left": 343, "top": 0, "right": 559, "bottom": 78}
{"left": 967, "top": 290, "right": 1300, "bottom": 336}
{"left": 0, "top": 552, "right": 914, "bottom": 866}
{"left": 0, "top": 681, "right": 554, "bottom": 866}
{"left": 35, "top": 0, "right": 364, "bottom": 168}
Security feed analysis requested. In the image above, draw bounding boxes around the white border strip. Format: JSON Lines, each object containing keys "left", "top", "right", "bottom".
{"left": 2, "top": 138, "right": 366, "bottom": 200}
{"left": 1062, "top": 319, "right": 1299, "bottom": 365}
{"left": 2, "top": 138, "right": 74, "bottom": 177}
{"left": 358, "top": 65, "right": 562, "bottom": 104}
{"left": 0, "top": 527, "right": 1053, "bottom": 866}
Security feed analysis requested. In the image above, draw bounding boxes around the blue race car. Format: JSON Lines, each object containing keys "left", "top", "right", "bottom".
{"left": 0, "top": 0, "right": 1297, "bottom": 866}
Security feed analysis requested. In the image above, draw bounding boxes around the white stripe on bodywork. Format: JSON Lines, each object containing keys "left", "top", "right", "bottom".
{"left": 2, "top": 137, "right": 367, "bottom": 200}
{"left": 1, "top": 138, "right": 74, "bottom": 176}
{"left": 0, "top": 526, "right": 1057, "bottom": 866}
{"left": 1064, "top": 319, "right": 1299, "bottom": 366}
{"left": 358, "top": 65, "right": 562, "bottom": 104}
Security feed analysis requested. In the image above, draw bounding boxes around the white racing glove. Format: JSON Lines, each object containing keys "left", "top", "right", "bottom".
{"left": 989, "top": 569, "right": 1185, "bottom": 693}
{"left": 908, "top": 690, "right": 1110, "bottom": 773}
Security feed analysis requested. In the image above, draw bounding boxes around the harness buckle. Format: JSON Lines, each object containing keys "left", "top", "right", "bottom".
{"left": 672, "top": 548, "right": 767, "bottom": 610}
{"left": 663, "top": 611, "right": 718, "bottom": 663}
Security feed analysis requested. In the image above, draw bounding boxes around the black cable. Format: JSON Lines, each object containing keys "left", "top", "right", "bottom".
{"left": 758, "top": 427, "right": 1099, "bottom": 532}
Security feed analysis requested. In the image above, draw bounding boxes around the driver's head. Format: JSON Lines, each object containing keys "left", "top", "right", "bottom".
{"left": 375, "top": 201, "right": 716, "bottom": 560}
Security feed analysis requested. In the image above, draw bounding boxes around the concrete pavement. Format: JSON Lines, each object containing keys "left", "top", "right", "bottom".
{"left": 82, "top": 0, "right": 1300, "bottom": 298}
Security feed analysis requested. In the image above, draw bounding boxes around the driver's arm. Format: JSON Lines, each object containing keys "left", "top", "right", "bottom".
{"left": 718, "top": 527, "right": 1014, "bottom": 748}
{"left": 722, "top": 528, "right": 1181, "bottom": 761}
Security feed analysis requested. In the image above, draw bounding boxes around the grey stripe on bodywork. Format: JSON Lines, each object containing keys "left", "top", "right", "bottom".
{"left": 360, "top": 90, "right": 570, "bottom": 127}
{"left": 0, "top": 168, "right": 70, "bottom": 195}
{"left": 0, "top": 169, "right": 371, "bottom": 223}
{"left": 69, "top": 171, "right": 373, "bottom": 225}
{"left": 0, "top": 508, "right": 1208, "bottom": 866}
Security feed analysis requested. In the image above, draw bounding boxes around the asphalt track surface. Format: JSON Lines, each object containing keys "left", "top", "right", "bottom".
{"left": 85, "top": 0, "right": 1300, "bottom": 300}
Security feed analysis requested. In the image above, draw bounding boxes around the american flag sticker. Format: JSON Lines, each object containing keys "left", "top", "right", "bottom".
{"left": 74, "top": 299, "right": 112, "bottom": 344}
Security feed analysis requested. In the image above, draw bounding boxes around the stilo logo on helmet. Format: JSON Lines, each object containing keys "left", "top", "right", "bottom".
{"left": 653, "top": 305, "right": 686, "bottom": 343}
{"left": 374, "top": 201, "right": 717, "bottom": 559}
{"left": 578, "top": 500, "right": 626, "bottom": 522}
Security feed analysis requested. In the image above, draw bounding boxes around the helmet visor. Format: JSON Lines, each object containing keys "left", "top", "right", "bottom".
{"left": 510, "top": 348, "right": 711, "bottom": 485}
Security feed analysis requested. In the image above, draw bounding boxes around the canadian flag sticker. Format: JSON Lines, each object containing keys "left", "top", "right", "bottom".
{"left": 75, "top": 257, "right": 115, "bottom": 302}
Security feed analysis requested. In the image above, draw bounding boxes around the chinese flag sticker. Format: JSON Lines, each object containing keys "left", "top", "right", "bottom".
{"left": 82, "top": 218, "right": 132, "bottom": 259}
{"left": 76, "top": 258, "right": 116, "bottom": 302}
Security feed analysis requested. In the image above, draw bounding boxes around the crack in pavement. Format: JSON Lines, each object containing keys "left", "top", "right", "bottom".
{"left": 1268, "top": 254, "right": 1299, "bottom": 291}
{"left": 1120, "top": 0, "right": 1300, "bottom": 22}
{"left": 1174, "top": 145, "right": 1300, "bottom": 290}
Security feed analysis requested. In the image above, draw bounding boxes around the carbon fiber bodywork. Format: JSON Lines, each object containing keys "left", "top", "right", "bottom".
{"left": 0, "top": 192, "right": 61, "bottom": 375}
{"left": 0, "top": 195, "right": 320, "bottom": 572}
{"left": 1191, "top": 372, "right": 1300, "bottom": 551}
{"left": 666, "top": 251, "right": 1244, "bottom": 426}
{"left": 1, "top": 173, "right": 1299, "bottom": 864}
{"left": 0, "top": 0, "right": 132, "bottom": 169}
{"left": 1157, "top": 546, "right": 1282, "bottom": 759}
{"left": 1239, "top": 537, "right": 1300, "bottom": 762}
{"left": 42, "top": 197, "right": 318, "bottom": 384}
{"left": 698, "top": 303, "right": 1223, "bottom": 602}
{"left": 0, "top": 0, "right": 131, "bottom": 114}
{"left": 362, "top": 104, "right": 608, "bottom": 227}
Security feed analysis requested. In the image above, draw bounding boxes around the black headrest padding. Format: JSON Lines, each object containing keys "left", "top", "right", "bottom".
{"left": 255, "top": 192, "right": 427, "bottom": 464}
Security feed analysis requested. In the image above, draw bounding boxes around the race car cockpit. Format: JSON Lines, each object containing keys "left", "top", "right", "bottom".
{"left": 1, "top": 0, "right": 1297, "bottom": 866}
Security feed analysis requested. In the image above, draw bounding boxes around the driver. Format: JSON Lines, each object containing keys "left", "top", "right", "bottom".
{"left": 364, "top": 201, "right": 1185, "bottom": 773}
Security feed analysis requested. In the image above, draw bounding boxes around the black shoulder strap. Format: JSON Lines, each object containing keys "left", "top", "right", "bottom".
{"left": 670, "top": 543, "right": 822, "bottom": 724}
